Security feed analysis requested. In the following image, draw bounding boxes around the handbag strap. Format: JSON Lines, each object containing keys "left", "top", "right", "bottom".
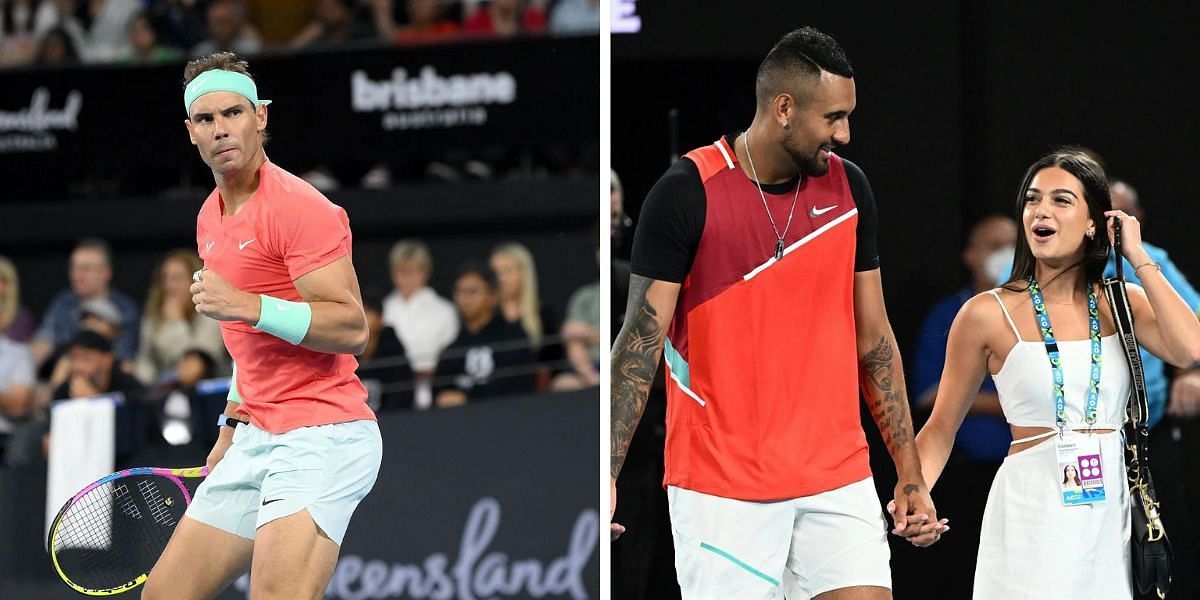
{"left": 1102, "top": 276, "right": 1150, "bottom": 429}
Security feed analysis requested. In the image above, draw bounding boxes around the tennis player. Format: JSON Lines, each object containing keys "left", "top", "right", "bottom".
{"left": 610, "top": 27, "right": 942, "bottom": 599}
{"left": 143, "top": 53, "right": 381, "bottom": 600}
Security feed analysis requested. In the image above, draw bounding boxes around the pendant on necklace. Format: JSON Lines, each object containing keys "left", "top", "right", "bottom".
{"left": 774, "top": 239, "right": 784, "bottom": 260}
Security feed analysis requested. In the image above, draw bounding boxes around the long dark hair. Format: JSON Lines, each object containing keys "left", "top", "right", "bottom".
{"left": 1063, "top": 464, "right": 1082, "bottom": 486}
{"left": 1002, "top": 148, "right": 1112, "bottom": 292}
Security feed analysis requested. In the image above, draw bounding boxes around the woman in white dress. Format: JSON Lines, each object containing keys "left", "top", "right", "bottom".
{"left": 904, "top": 149, "right": 1200, "bottom": 598}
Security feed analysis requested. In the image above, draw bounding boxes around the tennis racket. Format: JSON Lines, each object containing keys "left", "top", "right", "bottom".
{"left": 46, "top": 466, "right": 209, "bottom": 596}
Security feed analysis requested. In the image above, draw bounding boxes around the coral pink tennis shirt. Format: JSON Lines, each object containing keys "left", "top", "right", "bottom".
{"left": 196, "top": 157, "right": 374, "bottom": 433}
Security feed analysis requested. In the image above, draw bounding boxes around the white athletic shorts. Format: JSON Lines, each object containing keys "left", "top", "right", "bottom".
{"left": 186, "top": 419, "right": 382, "bottom": 545}
{"left": 668, "top": 477, "right": 891, "bottom": 599}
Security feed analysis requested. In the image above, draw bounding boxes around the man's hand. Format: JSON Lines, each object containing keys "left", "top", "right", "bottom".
{"left": 206, "top": 430, "right": 234, "bottom": 472}
{"left": 610, "top": 476, "right": 626, "bottom": 540}
{"left": 1168, "top": 369, "right": 1200, "bottom": 418}
{"left": 191, "top": 269, "right": 258, "bottom": 323}
{"left": 68, "top": 374, "right": 100, "bottom": 398}
{"left": 888, "top": 480, "right": 948, "bottom": 547}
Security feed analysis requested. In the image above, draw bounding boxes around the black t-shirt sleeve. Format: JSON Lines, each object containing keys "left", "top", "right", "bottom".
{"left": 843, "top": 158, "right": 880, "bottom": 271}
{"left": 629, "top": 158, "right": 707, "bottom": 283}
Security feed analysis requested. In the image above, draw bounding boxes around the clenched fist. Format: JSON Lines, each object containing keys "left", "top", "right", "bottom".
{"left": 191, "top": 269, "right": 259, "bottom": 323}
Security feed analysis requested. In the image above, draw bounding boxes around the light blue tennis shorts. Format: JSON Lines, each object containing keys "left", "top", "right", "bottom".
{"left": 186, "top": 419, "right": 382, "bottom": 545}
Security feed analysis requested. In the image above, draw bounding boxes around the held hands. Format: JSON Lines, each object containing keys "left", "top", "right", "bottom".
{"left": 191, "top": 269, "right": 258, "bottom": 323}
{"left": 887, "top": 480, "right": 949, "bottom": 548}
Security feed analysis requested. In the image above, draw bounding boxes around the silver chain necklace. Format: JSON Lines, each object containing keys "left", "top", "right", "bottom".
{"left": 741, "top": 132, "right": 800, "bottom": 260}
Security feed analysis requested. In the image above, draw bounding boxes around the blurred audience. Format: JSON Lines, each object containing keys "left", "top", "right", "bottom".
{"left": 0, "top": 330, "right": 35, "bottom": 461}
{"left": 357, "top": 293, "right": 413, "bottom": 410}
{"left": 290, "top": 0, "right": 382, "bottom": 49}
{"left": 435, "top": 262, "right": 535, "bottom": 407}
{"left": 393, "top": 0, "right": 460, "bottom": 45}
{"left": 381, "top": 239, "right": 458, "bottom": 405}
{"left": 0, "top": 256, "right": 37, "bottom": 343}
{"left": 133, "top": 250, "right": 228, "bottom": 386}
{"left": 463, "top": 0, "right": 545, "bottom": 38}
{"left": 191, "top": 0, "right": 261, "bottom": 57}
{"left": 80, "top": 0, "right": 140, "bottom": 62}
{"left": 32, "top": 238, "right": 140, "bottom": 368}
{"left": 118, "top": 9, "right": 180, "bottom": 65}
{"left": 490, "top": 241, "right": 543, "bottom": 350}
{"left": 152, "top": 348, "right": 217, "bottom": 447}
{"left": 551, "top": 233, "right": 599, "bottom": 390}
{"left": 51, "top": 329, "right": 146, "bottom": 461}
{"left": 548, "top": 0, "right": 597, "bottom": 35}
{"left": 0, "top": 0, "right": 58, "bottom": 65}
{"left": 32, "top": 23, "right": 77, "bottom": 64}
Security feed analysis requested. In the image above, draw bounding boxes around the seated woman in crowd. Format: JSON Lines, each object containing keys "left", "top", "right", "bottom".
{"left": 134, "top": 250, "right": 228, "bottom": 386}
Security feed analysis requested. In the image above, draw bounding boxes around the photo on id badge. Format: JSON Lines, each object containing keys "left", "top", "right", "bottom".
{"left": 1056, "top": 434, "right": 1106, "bottom": 505}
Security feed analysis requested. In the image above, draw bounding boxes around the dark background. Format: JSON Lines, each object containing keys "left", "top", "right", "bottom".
{"left": 612, "top": 2, "right": 1199, "bottom": 599}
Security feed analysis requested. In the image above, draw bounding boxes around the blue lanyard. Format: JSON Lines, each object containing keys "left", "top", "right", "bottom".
{"left": 1028, "top": 277, "right": 1102, "bottom": 427}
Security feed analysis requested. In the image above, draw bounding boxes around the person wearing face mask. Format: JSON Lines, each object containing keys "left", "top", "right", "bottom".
{"left": 905, "top": 149, "right": 1200, "bottom": 598}
{"left": 908, "top": 215, "right": 1015, "bottom": 596}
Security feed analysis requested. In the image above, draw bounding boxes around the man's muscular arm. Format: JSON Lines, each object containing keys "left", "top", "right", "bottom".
{"left": 610, "top": 275, "right": 680, "bottom": 538}
{"left": 854, "top": 269, "right": 944, "bottom": 539}
{"left": 191, "top": 255, "right": 368, "bottom": 355}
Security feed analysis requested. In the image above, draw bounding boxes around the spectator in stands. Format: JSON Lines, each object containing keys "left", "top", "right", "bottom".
{"left": 551, "top": 232, "right": 599, "bottom": 390}
{"left": 79, "top": 0, "right": 140, "bottom": 62}
{"left": 32, "top": 25, "right": 78, "bottom": 65}
{"left": 393, "top": 0, "right": 460, "bottom": 45}
{"left": 0, "top": 330, "right": 35, "bottom": 461}
{"left": 548, "top": 0, "right": 598, "bottom": 36}
{"left": 909, "top": 214, "right": 1016, "bottom": 598}
{"left": 435, "top": 262, "right": 535, "bottom": 407}
{"left": 357, "top": 293, "right": 413, "bottom": 410}
{"left": 43, "top": 296, "right": 127, "bottom": 389}
{"left": 463, "top": 0, "right": 545, "bottom": 38}
{"left": 32, "top": 238, "right": 140, "bottom": 368}
{"left": 0, "top": 256, "right": 37, "bottom": 343}
{"left": 152, "top": 348, "right": 217, "bottom": 447}
{"left": 490, "top": 241, "right": 544, "bottom": 350}
{"left": 119, "top": 10, "right": 179, "bottom": 65}
{"left": 0, "top": 0, "right": 58, "bottom": 65}
{"left": 51, "top": 329, "right": 146, "bottom": 462}
{"left": 191, "top": 0, "right": 261, "bottom": 57}
{"left": 133, "top": 250, "right": 228, "bottom": 386}
{"left": 382, "top": 239, "right": 458, "bottom": 397}
{"left": 147, "top": 0, "right": 206, "bottom": 53}
{"left": 290, "top": 0, "right": 383, "bottom": 48}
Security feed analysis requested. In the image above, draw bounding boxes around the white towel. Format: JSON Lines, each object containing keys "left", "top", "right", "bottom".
{"left": 45, "top": 394, "right": 117, "bottom": 544}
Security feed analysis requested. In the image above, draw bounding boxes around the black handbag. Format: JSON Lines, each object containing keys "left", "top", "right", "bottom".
{"left": 1101, "top": 218, "right": 1172, "bottom": 598}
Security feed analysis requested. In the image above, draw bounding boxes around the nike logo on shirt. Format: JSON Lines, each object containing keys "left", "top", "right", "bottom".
{"left": 239, "top": 239, "right": 257, "bottom": 250}
{"left": 809, "top": 205, "right": 838, "bottom": 217}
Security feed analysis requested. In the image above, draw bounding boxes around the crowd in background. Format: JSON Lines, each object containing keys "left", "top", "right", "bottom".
{"left": 0, "top": 0, "right": 600, "bottom": 68}
{"left": 0, "top": 232, "right": 600, "bottom": 468}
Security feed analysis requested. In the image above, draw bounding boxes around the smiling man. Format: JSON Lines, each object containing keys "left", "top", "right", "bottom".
{"left": 142, "top": 53, "right": 382, "bottom": 600}
{"left": 610, "top": 27, "right": 941, "bottom": 599}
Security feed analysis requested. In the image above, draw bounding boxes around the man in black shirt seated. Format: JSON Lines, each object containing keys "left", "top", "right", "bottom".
{"left": 52, "top": 330, "right": 147, "bottom": 464}
{"left": 435, "top": 263, "right": 536, "bottom": 407}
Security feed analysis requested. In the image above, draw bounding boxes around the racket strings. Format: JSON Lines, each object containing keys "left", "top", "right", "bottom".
{"left": 52, "top": 474, "right": 188, "bottom": 590}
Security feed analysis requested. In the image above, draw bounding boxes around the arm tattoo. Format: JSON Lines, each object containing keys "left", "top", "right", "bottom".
{"left": 860, "top": 334, "right": 914, "bottom": 456}
{"left": 611, "top": 276, "right": 666, "bottom": 478}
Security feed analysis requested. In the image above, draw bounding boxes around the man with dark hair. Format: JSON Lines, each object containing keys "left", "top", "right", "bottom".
{"left": 143, "top": 53, "right": 381, "bottom": 600}
{"left": 611, "top": 26, "right": 939, "bottom": 599}
{"left": 434, "top": 262, "right": 536, "bottom": 407}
